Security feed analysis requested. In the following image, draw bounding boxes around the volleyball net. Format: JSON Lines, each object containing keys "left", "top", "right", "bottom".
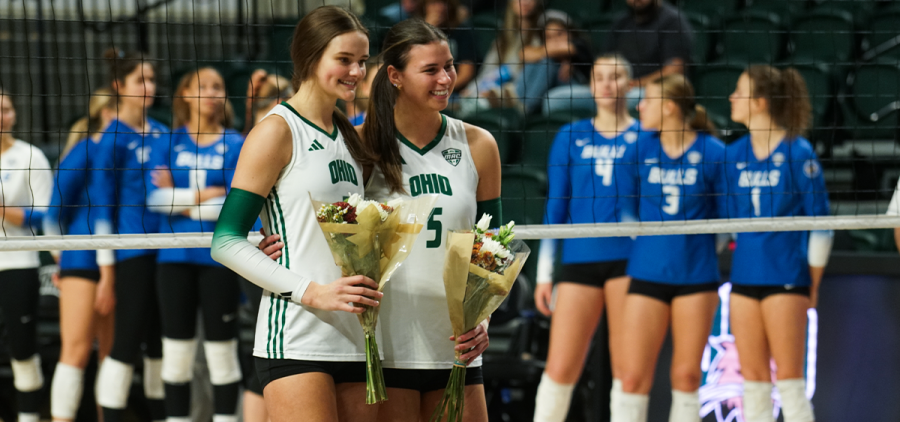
{"left": 0, "top": 0, "right": 899, "bottom": 253}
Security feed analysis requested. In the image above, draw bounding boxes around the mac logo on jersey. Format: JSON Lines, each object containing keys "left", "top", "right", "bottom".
{"left": 216, "top": 143, "right": 226, "bottom": 154}
{"left": 442, "top": 148, "right": 462, "bottom": 167}
{"left": 772, "top": 152, "right": 786, "bottom": 167}
{"left": 624, "top": 132, "right": 638, "bottom": 144}
{"left": 803, "top": 159, "right": 821, "bottom": 178}
{"left": 687, "top": 151, "right": 702, "bottom": 165}
{"left": 328, "top": 159, "right": 358, "bottom": 186}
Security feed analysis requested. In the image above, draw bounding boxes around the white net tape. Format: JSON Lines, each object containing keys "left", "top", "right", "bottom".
{"left": 2, "top": 215, "right": 899, "bottom": 251}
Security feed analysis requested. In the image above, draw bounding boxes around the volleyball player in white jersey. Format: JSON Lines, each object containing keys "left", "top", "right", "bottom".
{"left": 363, "top": 19, "right": 499, "bottom": 422}
{"left": 257, "top": 18, "right": 500, "bottom": 421}
{"left": 890, "top": 178, "right": 900, "bottom": 250}
{"left": 0, "top": 89, "right": 53, "bottom": 422}
{"left": 211, "top": 6, "right": 383, "bottom": 422}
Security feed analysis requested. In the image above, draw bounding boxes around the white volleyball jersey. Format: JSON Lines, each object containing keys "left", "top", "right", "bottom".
{"left": 253, "top": 103, "right": 372, "bottom": 361}
{"left": 366, "top": 115, "right": 481, "bottom": 369}
{"left": 0, "top": 140, "right": 52, "bottom": 271}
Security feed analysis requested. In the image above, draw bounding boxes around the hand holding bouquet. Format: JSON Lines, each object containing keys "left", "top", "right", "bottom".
{"left": 430, "top": 215, "right": 531, "bottom": 421}
{"left": 312, "top": 193, "right": 438, "bottom": 404}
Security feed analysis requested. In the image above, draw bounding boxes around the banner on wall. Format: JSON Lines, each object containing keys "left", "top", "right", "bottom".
{"left": 699, "top": 283, "right": 817, "bottom": 422}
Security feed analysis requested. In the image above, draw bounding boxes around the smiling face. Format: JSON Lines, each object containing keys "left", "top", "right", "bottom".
{"left": 314, "top": 31, "right": 370, "bottom": 103}
{"left": 117, "top": 63, "right": 156, "bottom": 110}
{"left": 0, "top": 95, "right": 15, "bottom": 137}
{"left": 182, "top": 68, "right": 227, "bottom": 121}
{"left": 590, "top": 57, "right": 631, "bottom": 111}
{"left": 390, "top": 40, "right": 457, "bottom": 111}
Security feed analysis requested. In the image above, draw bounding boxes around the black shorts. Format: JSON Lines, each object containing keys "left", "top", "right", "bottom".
{"left": 384, "top": 367, "right": 484, "bottom": 393}
{"left": 556, "top": 260, "right": 628, "bottom": 288}
{"left": 628, "top": 279, "right": 719, "bottom": 304}
{"left": 730, "top": 284, "right": 810, "bottom": 301}
{"left": 254, "top": 357, "right": 367, "bottom": 390}
{"left": 58, "top": 269, "right": 101, "bottom": 282}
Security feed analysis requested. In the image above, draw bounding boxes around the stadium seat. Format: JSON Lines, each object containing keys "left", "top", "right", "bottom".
{"left": 679, "top": 0, "right": 740, "bottom": 16}
{"left": 788, "top": 10, "right": 856, "bottom": 63}
{"left": 838, "top": 61, "right": 900, "bottom": 140}
{"left": 582, "top": 15, "right": 615, "bottom": 56}
{"left": 265, "top": 19, "right": 297, "bottom": 72}
{"left": 744, "top": 0, "right": 810, "bottom": 15}
{"left": 812, "top": 0, "right": 878, "bottom": 16}
{"left": 863, "top": 10, "right": 900, "bottom": 60}
{"left": 791, "top": 63, "right": 839, "bottom": 142}
{"left": 463, "top": 108, "right": 523, "bottom": 163}
{"left": 693, "top": 63, "right": 745, "bottom": 123}
{"left": 501, "top": 169, "right": 548, "bottom": 284}
{"left": 547, "top": 0, "right": 604, "bottom": 20}
{"left": 720, "top": 11, "right": 786, "bottom": 63}
{"left": 686, "top": 12, "right": 714, "bottom": 63}
{"left": 518, "top": 112, "right": 589, "bottom": 170}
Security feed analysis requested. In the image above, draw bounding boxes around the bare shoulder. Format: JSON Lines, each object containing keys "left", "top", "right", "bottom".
{"left": 463, "top": 122, "right": 498, "bottom": 156}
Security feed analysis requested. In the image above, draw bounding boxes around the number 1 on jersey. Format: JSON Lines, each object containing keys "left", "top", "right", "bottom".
{"left": 751, "top": 187, "right": 761, "bottom": 216}
{"left": 426, "top": 207, "right": 443, "bottom": 248}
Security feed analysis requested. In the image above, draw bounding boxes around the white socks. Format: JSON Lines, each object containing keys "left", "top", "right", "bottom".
{"left": 669, "top": 389, "right": 700, "bottom": 422}
{"left": 51, "top": 362, "right": 84, "bottom": 420}
{"left": 776, "top": 379, "right": 815, "bottom": 422}
{"left": 18, "top": 413, "right": 39, "bottom": 422}
{"left": 610, "top": 380, "right": 649, "bottom": 422}
{"left": 96, "top": 358, "right": 134, "bottom": 409}
{"left": 212, "top": 416, "right": 238, "bottom": 422}
{"left": 743, "top": 381, "right": 774, "bottom": 422}
{"left": 533, "top": 372, "right": 576, "bottom": 422}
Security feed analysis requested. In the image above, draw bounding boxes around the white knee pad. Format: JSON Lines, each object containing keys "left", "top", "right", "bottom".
{"left": 18, "top": 413, "right": 39, "bottom": 422}
{"left": 610, "top": 388, "right": 649, "bottom": 422}
{"left": 776, "top": 379, "right": 815, "bottom": 422}
{"left": 10, "top": 354, "right": 43, "bottom": 392}
{"left": 144, "top": 357, "right": 165, "bottom": 399}
{"left": 742, "top": 381, "right": 775, "bottom": 422}
{"left": 162, "top": 338, "right": 197, "bottom": 384}
{"left": 669, "top": 389, "right": 700, "bottom": 422}
{"left": 533, "top": 372, "right": 576, "bottom": 422}
{"left": 95, "top": 358, "right": 134, "bottom": 409}
{"left": 166, "top": 417, "right": 191, "bottom": 422}
{"left": 212, "top": 415, "right": 238, "bottom": 422}
{"left": 51, "top": 362, "right": 84, "bottom": 419}
{"left": 204, "top": 340, "right": 242, "bottom": 385}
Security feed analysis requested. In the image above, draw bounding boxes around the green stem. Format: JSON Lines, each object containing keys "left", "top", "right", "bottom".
{"left": 364, "top": 328, "right": 387, "bottom": 404}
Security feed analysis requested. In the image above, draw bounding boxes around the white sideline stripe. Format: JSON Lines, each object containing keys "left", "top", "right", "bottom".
{"left": 0, "top": 215, "right": 899, "bottom": 250}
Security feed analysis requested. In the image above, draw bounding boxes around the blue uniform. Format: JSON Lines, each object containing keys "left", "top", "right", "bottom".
{"left": 349, "top": 112, "right": 365, "bottom": 126}
{"left": 146, "top": 126, "right": 243, "bottom": 266}
{"left": 544, "top": 119, "right": 640, "bottom": 264}
{"left": 45, "top": 139, "right": 104, "bottom": 271}
{"left": 725, "top": 136, "right": 830, "bottom": 286}
{"left": 91, "top": 119, "right": 169, "bottom": 261}
{"left": 625, "top": 132, "right": 727, "bottom": 285}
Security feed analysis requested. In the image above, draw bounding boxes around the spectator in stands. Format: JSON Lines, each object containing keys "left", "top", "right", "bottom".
{"left": 380, "top": 0, "right": 420, "bottom": 24}
{"left": 459, "top": 0, "right": 544, "bottom": 114}
{"left": 416, "top": 0, "right": 477, "bottom": 90}
{"left": 516, "top": 11, "right": 594, "bottom": 115}
{"left": 243, "top": 70, "right": 295, "bottom": 136}
{"left": 604, "top": 0, "right": 693, "bottom": 106}
{"left": 303, "top": 0, "right": 365, "bottom": 17}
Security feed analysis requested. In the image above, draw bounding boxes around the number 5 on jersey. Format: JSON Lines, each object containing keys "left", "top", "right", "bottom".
{"left": 426, "top": 207, "right": 443, "bottom": 248}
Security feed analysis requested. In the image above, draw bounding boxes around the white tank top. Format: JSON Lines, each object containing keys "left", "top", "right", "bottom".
{"left": 253, "top": 104, "right": 373, "bottom": 361}
{"left": 365, "top": 115, "right": 481, "bottom": 369}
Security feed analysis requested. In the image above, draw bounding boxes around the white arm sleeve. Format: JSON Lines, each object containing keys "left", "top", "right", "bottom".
{"left": 536, "top": 238, "right": 557, "bottom": 285}
{"left": 808, "top": 230, "right": 834, "bottom": 268}
{"left": 888, "top": 178, "right": 900, "bottom": 216}
{"left": 210, "top": 235, "right": 312, "bottom": 303}
{"left": 189, "top": 196, "right": 225, "bottom": 221}
{"left": 147, "top": 188, "right": 197, "bottom": 213}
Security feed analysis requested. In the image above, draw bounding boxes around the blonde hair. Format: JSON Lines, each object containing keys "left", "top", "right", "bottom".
{"left": 64, "top": 88, "right": 115, "bottom": 158}
{"left": 172, "top": 67, "right": 234, "bottom": 130}
{"left": 650, "top": 74, "right": 717, "bottom": 134}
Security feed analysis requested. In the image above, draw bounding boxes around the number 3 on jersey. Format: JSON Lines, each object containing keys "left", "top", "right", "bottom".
{"left": 662, "top": 185, "right": 680, "bottom": 215}
{"left": 426, "top": 207, "right": 443, "bottom": 248}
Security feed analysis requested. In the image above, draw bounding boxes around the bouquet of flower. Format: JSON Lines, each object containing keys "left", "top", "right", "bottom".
{"left": 429, "top": 214, "right": 530, "bottom": 421}
{"left": 312, "top": 193, "right": 438, "bottom": 404}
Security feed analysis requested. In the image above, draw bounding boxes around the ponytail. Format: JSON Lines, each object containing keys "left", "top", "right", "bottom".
{"left": 689, "top": 104, "right": 717, "bottom": 134}
{"left": 63, "top": 88, "right": 115, "bottom": 159}
{"left": 333, "top": 107, "right": 372, "bottom": 166}
{"left": 363, "top": 66, "right": 404, "bottom": 193}
{"left": 746, "top": 65, "right": 811, "bottom": 139}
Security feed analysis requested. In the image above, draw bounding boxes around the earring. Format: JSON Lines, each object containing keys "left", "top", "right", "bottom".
{"left": 393, "top": 83, "right": 399, "bottom": 88}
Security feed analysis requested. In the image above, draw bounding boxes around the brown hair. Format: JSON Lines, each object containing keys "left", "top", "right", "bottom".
{"left": 650, "top": 74, "right": 717, "bottom": 134}
{"left": 745, "top": 65, "right": 811, "bottom": 139}
{"left": 245, "top": 75, "right": 295, "bottom": 136}
{"left": 415, "top": 0, "right": 463, "bottom": 28}
{"left": 289, "top": 6, "right": 372, "bottom": 165}
{"left": 104, "top": 48, "right": 153, "bottom": 97}
{"left": 594, "top": 53, "right": 633, "bottom": 80}
{"left": 64, "top": 88, "right": 115, "bottom": 158}
{"left": 172, "top": 67, "right": 235, "bottom": 129}
{"left": 496, "top": 0, "right": 544, "bottom": 63}
{"left": 364, "top": 19, "right": 449, "bottom": 194}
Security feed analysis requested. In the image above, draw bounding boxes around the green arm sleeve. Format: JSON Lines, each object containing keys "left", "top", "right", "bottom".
{"left": 476, "top": 197, "right": 503, "bottom": 228}
{"left": 211, "top": 188, "right": 312, "bottom": 302}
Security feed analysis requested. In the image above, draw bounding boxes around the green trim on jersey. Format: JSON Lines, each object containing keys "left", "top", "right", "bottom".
{"left": 397, "top": 114, "right": 447, "bottom": 156}
{"left": 262, "top": 187, "right": 291, "bottom": 358}
{"left": 476, "top": 197, "right": 503, "bottom": 228}
{"left": 280, "top": 101, "right": 338, "bottom": 140}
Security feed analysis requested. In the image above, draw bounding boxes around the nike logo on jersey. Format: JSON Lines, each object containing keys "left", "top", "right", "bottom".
{"left": 328, "top": 159, "right": 359, "bottom": 186}
{"left": 738, "top": 170, "right": 780, "bottom": 188}
{"left": 648, "top": 167, "right": 698, "bottom": 185}
{"left": 581, "top": 144, "right": 627, "bottom": 160}
{"left": 576, "top": 138, "right": 590, "bottom": 147}
{"left": 308, "top": 139, "right": 325, "bottom": 152}
{"left": 410, "top": 173, "right": 453, "bottom": 197}
{"left": 736, "top": 162, "right": 747, "bottom": 170}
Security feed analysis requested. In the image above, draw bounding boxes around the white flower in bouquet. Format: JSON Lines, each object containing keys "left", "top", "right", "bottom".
{"left": 480, "top": 237, "right": 510, "bottom": 259}
{"left": 346, "top": 193, "right": 363, "bottom": 207}
{"left": 357, "top": 200, "right": 391, "bottom": 222}
{"left": 475, "top": 214, "right": 492, "bottom": 232}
